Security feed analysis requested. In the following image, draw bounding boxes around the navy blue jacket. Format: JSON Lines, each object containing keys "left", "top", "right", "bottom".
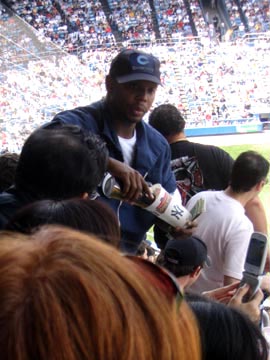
{"left": 50, "top": 99, "right": 176, "bottom": 253}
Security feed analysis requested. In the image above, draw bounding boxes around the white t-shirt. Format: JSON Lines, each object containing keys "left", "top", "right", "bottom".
{"left": 186, "top": 190, "right": 253, "bottom": 293}
{"left": 118, "top": 131, "right": 136, "bottom": 165}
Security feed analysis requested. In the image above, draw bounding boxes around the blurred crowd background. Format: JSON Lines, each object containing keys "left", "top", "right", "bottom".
{"left": 0, "top": 0, "right": 269, "bottom": 152}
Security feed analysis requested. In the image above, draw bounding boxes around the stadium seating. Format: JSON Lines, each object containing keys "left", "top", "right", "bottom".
{"left": 0, "top": 0, "right": 269, "bottom": 151}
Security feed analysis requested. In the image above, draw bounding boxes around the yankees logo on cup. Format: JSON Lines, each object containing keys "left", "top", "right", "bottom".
{"left": 145, "top": 184, "right": 192, "bottom": 228}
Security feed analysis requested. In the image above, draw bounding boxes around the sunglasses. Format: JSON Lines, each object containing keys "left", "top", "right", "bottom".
{"left": 125, "top": 255, "right": 183, "bottom": 310}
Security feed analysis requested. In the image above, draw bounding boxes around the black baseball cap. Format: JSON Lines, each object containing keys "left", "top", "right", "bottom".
{"left": 164, "top": 236, "right": 211, "bottom": 268}
{"left": 109, "top": 49, "right": 161, "bottom": 85}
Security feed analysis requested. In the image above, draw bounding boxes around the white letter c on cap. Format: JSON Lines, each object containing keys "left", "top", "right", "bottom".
{"left": 137, "top": 55, "right": 149, "bottom": 65}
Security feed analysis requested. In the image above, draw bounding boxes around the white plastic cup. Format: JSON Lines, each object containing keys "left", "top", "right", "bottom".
{"left": 145, "top": 184, "right": 192, "bottom": 228}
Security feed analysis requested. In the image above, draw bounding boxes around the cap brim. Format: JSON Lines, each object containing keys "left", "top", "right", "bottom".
{"left": 116, "top": 73, "right": 161, "bottom": 85}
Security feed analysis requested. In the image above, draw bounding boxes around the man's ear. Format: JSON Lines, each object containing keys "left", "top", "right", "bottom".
{"left": 81, "top": 192, "right": 89, "bottom": 199}
{"left": 190, "top": 266, "right": 202, "bottom": 278}
{"left": 254, "top": 180, "right": 265, "bottom": 193}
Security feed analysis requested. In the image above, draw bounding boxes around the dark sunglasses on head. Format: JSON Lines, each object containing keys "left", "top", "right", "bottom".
{"left": 125, "top": 255, "right": 183, "bottom": 310}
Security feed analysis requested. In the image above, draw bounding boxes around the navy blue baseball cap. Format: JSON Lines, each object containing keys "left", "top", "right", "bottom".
{"left": 109, "top": 49, "right": 161, "bottom": 85}
{"left": 164, "top": 236, "right": 211, "bottom": 268}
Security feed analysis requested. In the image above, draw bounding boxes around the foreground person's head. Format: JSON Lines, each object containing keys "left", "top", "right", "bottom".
{"left": 6, "top": 198, "right": 121, "bottom": 248}
{"left": 15, "top": 124, "right": 108, "bottom": 200}
{"left": 0, "top": 226, "right": 200, "bottom": 360}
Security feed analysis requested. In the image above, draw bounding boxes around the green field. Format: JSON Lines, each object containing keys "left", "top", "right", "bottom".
{"left": 220, "top": 144, "right": 270, "bottom": 233}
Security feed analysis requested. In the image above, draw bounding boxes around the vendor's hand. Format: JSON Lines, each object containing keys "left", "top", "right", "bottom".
{"left": 155, "top": 218, "right": 197, "bottom": 239}
{"left": 228, "top": 283, "right": 264, "bottom": 324}
{"left": 170, "top": 221, "right": 197, "bottom": 238}
{"left": 107, "top": 158, "right": 153, "bottom": 202}
{"left": 203, "top": 282, "right": 239, "bottom": 304}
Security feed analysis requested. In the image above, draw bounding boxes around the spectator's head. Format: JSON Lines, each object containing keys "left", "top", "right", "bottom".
{"left": 0, "top": 226, "right": 201, "bottom": 360}
{"left": 230, "top": 151, "right": 269, "bottom": 193}
{"left": 136, "top": 239, "right": 149, "bottom": 259}
{"left": 149, "top": 103, "right": 186, "bottom": 138}
{"left": 15, "top": 124, "right": 108, "bottom": 200}
{"left": 156, "top": 236, "right": 210, "bottom": 289}
{"left": 146, "top": 244, "right": 156, "bottom": 262}
{"left": 105, "top": 49, "right": 161, "bottom": 124}
{"left": 5, "top": 198, "right": 120, "bottom": 248}
{"left": 186, "top": 294, "right": 268, "bottom": 360}
{"left": 0, "top": 152, "right": 20, "bottom": 192}
{"left": 136, "top": 239, "right": 158, "bottom": 262}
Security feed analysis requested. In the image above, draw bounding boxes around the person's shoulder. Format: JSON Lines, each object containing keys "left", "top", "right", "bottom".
{"left": 186, "top": 188, "right": 207, "bottom": 203}
{"left": 189, "top": 189, "right": 220, "bottom": 202}
{"left": 190, "top": 141, "right": 233, "bottom": 159}
{"left": 197, "top": 188, "right": 219, "bottom": 197}
{"left": 202, "top": 143, "right": 230, "bottom": 155}
{"left": 189, "top": 140, "right": 225, "bottom": 152}
{"left": 50, "top": 100, "right": 106, "bottom": 127}
{"left": 170, "top": 139, "right": 191, "bottom": 149}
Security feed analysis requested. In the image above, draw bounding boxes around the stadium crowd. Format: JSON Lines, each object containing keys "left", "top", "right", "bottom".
{"left": 3, "top": 0, "right": 269, "bottom": 49}
{"left": 154, "top": 0, "right": 191, "bottom": 39}
{"left": 0, "top": 1, "right": 269, "bottom": 151}
{"left": 0, "top": 0, "right": 269, "bottom": 151}
{"left": 1, "top": 40, "right": 269, "bottom": 151}
{"left": 107, "top": 0, "right": 155, "bottom": 43}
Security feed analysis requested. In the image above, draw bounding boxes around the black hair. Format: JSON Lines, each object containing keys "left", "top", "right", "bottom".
{"left": 136, "top": 240, "right": 149, "bottom": 256}
{"left": 148, "top": 104, "right": 186, "bottom": 136}
{"left": 15, "top": 125, "right": 108, "bottom": 200}
{"left": 230, "top": 151, "right": 269, "bottom": 193}
{"left": 5, "top": 198, "right": 120, "bottom": 248}
{"left": 186, "top": 294, "right": 269, "bottom": 360}
{"left": 147, "top": 246, "right": 155, "bottom": 257}
{"left": 0, "top": 152, "right": 19, "bottom": 192}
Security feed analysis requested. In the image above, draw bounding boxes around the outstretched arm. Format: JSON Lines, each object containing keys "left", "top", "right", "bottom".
{"left": 203, "top": 281, "right": 239, "bottom": 303}
{"left": 245, "top": 196, "right": 269, "bottom": 271}
{"left": 245, "top": 196, "right": 268, "bottom": 234}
